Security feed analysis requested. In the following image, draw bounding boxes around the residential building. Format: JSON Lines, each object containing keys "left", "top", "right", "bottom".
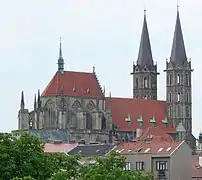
{"left": 115, "top": 140, "right": 192, "bottom": 180}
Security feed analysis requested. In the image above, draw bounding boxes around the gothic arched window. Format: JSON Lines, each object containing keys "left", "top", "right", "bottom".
{"left": 186, "top": 107, "right": 190, "bottom": 117}
{"left": 68, "top": 112, "right": 77, "bottom": 129}
{"left": 101, "top": 115, "right": 107, "bottom": 130}
{"left": 44, "top": 99, "right": 54, "bottom": 128}
{"left": 185, "top": 73, "right": 189, "bottom": 85}
{"left": 177, "top": 105, "right": 181, "bottom": 117}
{"left": 136, "top": 78, "right": 139, "bottom": 88}
{"left": 186, "top": 92, "right": 189, "bottom": 102}
{"left": 86, "top": 113, "right": 92, "bottom": 130}
{"left": 169, "top": 92, "right": 172, "bottom": 102}
{"left": 143, "top": 77, "right": 148, "bottom": 88}
{"left": 177, "top": 74, "right": 180, "bottom": 84}
{"left": 169, "top": 74, "right": 172, "bottom": 85}
{"left": 168, "top": 106, "right": 172, "bottom": 117}
{"left": 87, "top": 101, "right": 95, "bottom": 111}
{"left": 72, "top": 100, "right": 81, "bottom": 111}
{"left": 177, "top": 92, "right": 180, "bottom": 102}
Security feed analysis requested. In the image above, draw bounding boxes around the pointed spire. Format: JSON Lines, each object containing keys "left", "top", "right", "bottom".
{"left": 137, "top": 10, "right": 153, "bottom": 67}
{"left": 37, "top": 89, "right": 41, "bottom": 108}
{"left": 170, "top": 9, "right": 187, "bottom": 64}
{"left": 20, "top": 91, "right": 25, "bottom": 109}
{"left": 58, "top": 37, "right": 64, "bottom": 72}
{"left": 34, "top": 93, "right": 37, "bottom": 110}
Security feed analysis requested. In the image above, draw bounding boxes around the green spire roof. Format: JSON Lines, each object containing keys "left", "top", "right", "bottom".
{"left": 125, "top": 114, "right": 131, "bottom": 124}
{"left": 58, "top": 37, "right": 64, "bottom": 72}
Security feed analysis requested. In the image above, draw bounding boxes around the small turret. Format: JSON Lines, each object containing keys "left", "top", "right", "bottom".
{"left": 199, "top": 132, "right": 202, "bottom": 144}
{"left": 58, "top": 37, "right": 64, "bottom": 73}
{"left": 18, "top": 91, "right": 29, "bottom": 130}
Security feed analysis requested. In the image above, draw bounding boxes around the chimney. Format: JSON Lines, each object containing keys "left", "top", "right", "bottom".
{"left": 199, "top": 156, "right": 202, "bottom": 167}
{"left": 136, "top": 128, "right": 142, "bottom": 138}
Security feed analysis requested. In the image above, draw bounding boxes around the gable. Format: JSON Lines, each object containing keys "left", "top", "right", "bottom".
{"left": 42, "top": 71, "right": 103, "bottom": 97}
{"left": 106, "top": 97, "right": 175, "bottom": 132}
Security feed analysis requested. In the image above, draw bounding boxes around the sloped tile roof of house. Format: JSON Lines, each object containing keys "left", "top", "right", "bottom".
{"left": 115, "top": 141, "right": 183, "bottom": 156}
{"left": 44, "top": 143, "right": 78, "bottom": 153}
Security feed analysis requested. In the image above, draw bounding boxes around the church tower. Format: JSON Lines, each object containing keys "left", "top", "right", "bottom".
{"left": 131, "top": 10, "right": 159, "bottom": 100}
{"left": 165, "top": 9, "right": 194, "bottom": 145}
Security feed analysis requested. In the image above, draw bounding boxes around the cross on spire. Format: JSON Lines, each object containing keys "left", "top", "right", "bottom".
{"left": 58, "top": 37, "right": 64, "bottom": 73}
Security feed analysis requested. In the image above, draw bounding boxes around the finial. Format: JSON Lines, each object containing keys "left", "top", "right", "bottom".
{"left": 93, "top": 66, "right": 95, "bottom": 73}
{"left": 21, "top": 90, "right": 25, "bottom": 109}
{"left": 59, "top": 37, "right": 62, "bottom": 58}
{"left": 103, "top": 86, "right": 105, "bottom": 96}
{"left": 177, "top": 0, "right": 179, "bottom": 12}
{"left": 144, "top": 5, "right": 146, "bottom": 17}
{"left": 34, "top": 93, "right": 37, "bottom": 110}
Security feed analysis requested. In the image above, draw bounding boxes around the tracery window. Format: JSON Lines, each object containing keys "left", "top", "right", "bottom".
{"left": 86, "top": 113, "right": 92, "bottom": 130}
{"left": 143, "top": 77, "right": 148, "bottom": 88}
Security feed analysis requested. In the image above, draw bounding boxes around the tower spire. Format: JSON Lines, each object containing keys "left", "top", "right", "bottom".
{"left": 34, "top": 93, "right": 37, "bottom": 110}
{"left": 58, "top": 37, "right": 64, "bottom": 72}
{"left": 137, "top": 10, "right": 153, "bottom": 67}
{"left": 20, "top": 91, "right": 25, "bottom": 109}
{"left": 170, "top": 9, "right": 187, "bottom": 64}
{"left": 37, "top": 89, "right": 41, "bottom": 108}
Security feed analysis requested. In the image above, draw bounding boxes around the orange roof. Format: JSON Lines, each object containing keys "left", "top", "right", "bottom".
{"left": 136, "top": 126, "right": 175, "bottom": 143}
{"left": 44, "top": 143, "right": 78, "bottom": 153}
{"left": 42, "top": 71, "right": 103, "bottom": 97}
{"left": 115, "top": 141, "right": 182, "bottom": 156}
{"left": 191, "top": 155, "right": 202, "bottom": 178}
{"left": 106, "top": 97, "right": 175, "bottom": 132}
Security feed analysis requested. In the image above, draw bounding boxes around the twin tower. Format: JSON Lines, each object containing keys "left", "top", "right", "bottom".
{"left": 131, "top": 10, "right": 193, "bottom": 138}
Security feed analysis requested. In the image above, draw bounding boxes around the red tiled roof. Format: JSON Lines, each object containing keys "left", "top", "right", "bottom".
{"left": 136, "top": 126, "right": 175, "bottom": 143}
{"left": 105, "top": 97, "right": 175, "bottom": 132}
{"left": 44, "top": 143, "right": 78, "bottom": 153}
{"left": 192, "top": 155, "right": 202, "bottom": 178}
{"left": 42, "top": 71, "right": 103, "bottom": 97}
{"left": 115, "top": 141, "right": 182, "bottom": 156}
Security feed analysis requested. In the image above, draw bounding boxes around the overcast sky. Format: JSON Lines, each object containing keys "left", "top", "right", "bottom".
{"left": 0, "top": 0, "right": 201, "bottom": 137}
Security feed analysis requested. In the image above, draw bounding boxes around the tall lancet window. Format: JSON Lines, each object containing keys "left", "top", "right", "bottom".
{"left": 86, "top": 112, "right": 92, "bottom": 130}
{"left": 44, "top": 100, "right": 54, "bottom": 128}
{"left": 144, "top": 77, "right": 148, "bottom": 88}
{"left": 177, "top": 74, "right": 180, "bottom": 84}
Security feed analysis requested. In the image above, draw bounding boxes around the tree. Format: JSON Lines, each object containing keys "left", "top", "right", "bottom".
{"left": 79, "top": 151, "right": 152, "bottom": 180}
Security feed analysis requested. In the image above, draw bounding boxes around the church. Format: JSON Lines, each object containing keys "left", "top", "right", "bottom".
{"left": 17, "top": 9, "right": 196, "bottom": 150}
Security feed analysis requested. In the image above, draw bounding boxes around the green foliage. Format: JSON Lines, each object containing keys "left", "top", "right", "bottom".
{"left": 0, "top": 133, "right": 152, "bottom": 180}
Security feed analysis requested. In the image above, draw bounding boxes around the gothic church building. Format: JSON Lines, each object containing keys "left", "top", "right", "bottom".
{"left": 17, "top": 9, "right": 196, "bottom": 149}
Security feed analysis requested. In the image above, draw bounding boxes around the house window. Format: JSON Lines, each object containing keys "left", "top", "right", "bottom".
{"left": 124, "top": 162, "right": 131, "bottom": 170}
{"left": 177, "top": 74, "right": 180, "bottom": 84}
{"left": 156, "top": 161, "right": 168, "bottom": 171}
{"left": 177, "top": 92, "right": 180, "bottom": 102}
{"left": 136, "top": 162, "right": 144, "bottom": 171}
{"left": 144, "top": 77, "right": 148, "bottom": 88}
{"left": 136, "top": 78, "right": 139, "bottom": 88}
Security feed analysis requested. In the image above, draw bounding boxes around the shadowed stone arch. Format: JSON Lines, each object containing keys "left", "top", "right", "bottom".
{"left": 44, "top": 99, "right": 55, "bottom": 128}
{"left": 67, "top": 110, "right": 77, "bottom": 129}
{"left": 101, "top": 113, "right": 107, "bottom": 130}
{"left": 58, "top": 98, "right": 68, "bottom": 111}
{"left": 86, "top": 112, "right": 92, "bottom": 130}
{"left": 86, "top": 100, "right": 95, "bottom": 111}
{"left": 72, "top": 100, "right": 81, "bottom": 111}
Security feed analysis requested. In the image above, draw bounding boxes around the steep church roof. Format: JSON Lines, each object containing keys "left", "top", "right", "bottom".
{"left": 105, "top": 97, "right": 175, "bottom": 133}
{"left": 170, "top": 10, "right": 187, "bottom": 64}
{"left": 42, "top": 71, "right": 103, "bottom": 97}
{"left": 137, "top": 11, "right": 153, "bottom": 67}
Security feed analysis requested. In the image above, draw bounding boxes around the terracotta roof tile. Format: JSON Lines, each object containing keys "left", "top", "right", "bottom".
{"left": 44, "top": 143, "right": 78, "bottom": 153}
{"left": 136, "top": 126, "right": 175, "bottom": 143}
{"left": 115, "top": 141, "right": 182, "bottom": 156}
{"left": 106, "top": 97, "right": 175, "bottom": 132}
{"left": 42, "top": 71, "right": 103, "bottom": 97}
